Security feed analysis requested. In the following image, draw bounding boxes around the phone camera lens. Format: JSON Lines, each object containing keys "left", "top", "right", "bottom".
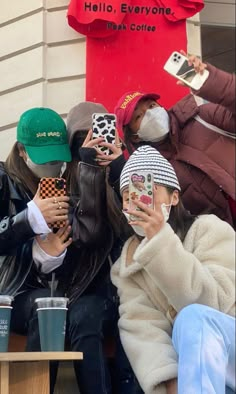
{"left": 55, "top": 179, "right": 64, "bottom": 190}
{"left": 178, "top": 56, "right": 181, "bottom": 59}
{"left": 174, "top": 59, "right": 177, "bottom": 62}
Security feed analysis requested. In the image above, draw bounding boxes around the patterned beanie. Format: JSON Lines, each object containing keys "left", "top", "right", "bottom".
{"left": 120, "top": 145, "right": 181, "bottom": 193}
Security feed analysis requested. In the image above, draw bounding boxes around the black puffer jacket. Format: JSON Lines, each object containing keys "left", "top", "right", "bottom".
{"left": 0, "top": 162, "right": 37, "bottom": 295}
{"left": 0, "top": 158, "right": 126, "bottom": 303}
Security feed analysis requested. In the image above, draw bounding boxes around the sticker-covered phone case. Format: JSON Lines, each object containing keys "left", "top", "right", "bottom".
{"left": 129, "top": 171, "right": 154, "bottom": 220}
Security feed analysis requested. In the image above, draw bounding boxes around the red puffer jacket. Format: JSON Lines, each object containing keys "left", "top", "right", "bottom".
{"left": 152, "top": 64, "right": 235, "bottom": 226}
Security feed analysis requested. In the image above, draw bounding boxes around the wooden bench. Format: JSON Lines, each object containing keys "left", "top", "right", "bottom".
{"left": 0, "top": 351, "right": 83, "bottom": 394}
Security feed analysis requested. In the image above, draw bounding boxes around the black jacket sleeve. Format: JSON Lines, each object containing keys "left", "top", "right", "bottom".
{"left": 108, "top": 154, "right": 126, "bottom": 195}
{"left": 0, "top": 209, "right": 35, "bottom": 254}
{"left": 0, "top": 165, "right": 35, "bottom": 254}
{"left": 72, "top": 161, "right": 109, "bottom": 247}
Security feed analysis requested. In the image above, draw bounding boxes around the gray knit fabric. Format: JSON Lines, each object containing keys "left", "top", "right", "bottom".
{"left": 120, "top": 145, "right": 181, "bottom": 192}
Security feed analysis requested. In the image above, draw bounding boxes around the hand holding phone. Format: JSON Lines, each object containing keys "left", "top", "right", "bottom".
{"left": 164, "top": 51, "right": 209, "bottom": 90}
{"left": 129, "top": 171, "right": 154, "bottom": 221}
{"left": 39, "top": 177, "right": 68, "bottom": 229}
{"left": 92, "top": 113, "right": 116, "bottom": 155}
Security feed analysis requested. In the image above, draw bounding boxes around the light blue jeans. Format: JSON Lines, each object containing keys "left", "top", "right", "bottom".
{"left": 172, "top": 304, "right": 235, "bottom": 394}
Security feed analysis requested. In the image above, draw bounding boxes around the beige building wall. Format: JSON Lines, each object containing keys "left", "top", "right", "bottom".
{"left": 200, "top": 0, "right": 235, "bottom": 26}
{"left": 1, "top": 0, "right": 233, "bottom": 160}
{"left": 0, "top": 0, "right": 85, "bottom": 160}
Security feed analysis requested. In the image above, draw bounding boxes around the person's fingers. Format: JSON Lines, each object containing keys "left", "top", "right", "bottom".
{"left": 97, "top": 160, "right": 111, "bottom": 167}
{"left": 54, "top": 201, "right": 69, "bottom": 210}
{"left": 56, "top": 223, "right": 69, "bottom": 237}
{"left": 49, "top": 196, "right": 70, "bottom": 205}
{"left": 55, "top": 227, "right": 64, "bottom": 238}
{"left": 180, "top": 49, "right": 187, "bottom": 57}
{"left": 49, "top": 213, "right": 69, "bottom": 223}
{"left": 96, "top": 152, "right": 112, "bottom": 161}
{"left": 60, "top": 225, "right": 71, "bottom": 240}
{"left": 63, "top": 237, "right": 73, "bottom": 248}
{"left": 199, "top": 62, "right": 207, "bottom": 74}
{"left": 127, "top": 207, "right": 150, "bottom": 222}
{"left": 49, "top": 204, "right": 69, "bottom": 215}
{"left": 129, "top": 198, "right": 159, "bottom": 218}
{"left": 82, "top": 130, "right": 93, "bottom": 147}
{"left": 86, "top": 136, "right": 104, "bottom": 148}
{"left": 179, "top": 49, "right": 196, "bottom": 66}
{"left": 176, "top": 80, "right": 186, "bottom": 86}
{"left": 188, "top": 55, "right": 197, "bottom": 65}
{"left": 99, "top": 141, "right": 114, "bottom": 149}
{"left": 96, "top": 151, "right": 109, "bottom": 161}
{"left": 99, "top": 141, "right": 122, "bottom": 155}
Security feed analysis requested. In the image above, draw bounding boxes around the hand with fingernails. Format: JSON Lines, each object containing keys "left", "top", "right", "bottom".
{"left": 82, "top": 129, "right": 105, "bottom": 149}
{"left": 95, "top": 129, "right": 123, "bottom": 166}
{"left": 177, "top": 49, "right": 207, "bottom": 87}
{"left": 126, "top": 188, "right": 165, "bottom": 240}
{"left": 33, "top": 185, "right": 70, "bottom": 226}
{"left": 81, "top": 129, "right": 123, "bottom": 167}
{"left": 36, "top": 224, "right": 72, "bottom": 256}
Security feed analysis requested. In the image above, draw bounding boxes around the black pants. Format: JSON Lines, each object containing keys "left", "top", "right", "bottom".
{"left": 11, "top": 288, "right": 143, "bottom": 394}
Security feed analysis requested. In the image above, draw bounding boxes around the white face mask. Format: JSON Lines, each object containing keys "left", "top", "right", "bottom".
{"left": 123, "top": 211, "right": 146, "bottom": 237}
{"left": 161, "top": 195, "right": 174, "bottom": 222}
{"left": 26, "top": 157, "right": 63, "bottom": 178}
{"left": 137, "top": 107, "right": 170, "bottom": 142}
{"left": 161, "top": 203, "right": 171, "bottom": 222}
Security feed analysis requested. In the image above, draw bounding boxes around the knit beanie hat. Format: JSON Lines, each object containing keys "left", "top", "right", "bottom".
{"left": 120, "top": 145, "right": 181, "bottom": 193}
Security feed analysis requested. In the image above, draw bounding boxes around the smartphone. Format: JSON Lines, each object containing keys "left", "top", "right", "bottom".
{"left": 163, "top": 51, "right": 209, "bottom": 90}
{"left": 92, "top": 113, "right": 116, "bottom": 155}
{"left": 39, "top": 177, "right": 67, "bottom": 228}
{"left": 129, "top": 171, "right": 154, "bottom": 221}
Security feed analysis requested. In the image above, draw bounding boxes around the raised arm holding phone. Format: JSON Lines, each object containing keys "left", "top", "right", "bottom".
{"left": 115, "top": 51, "right": 235, "bottom": 227}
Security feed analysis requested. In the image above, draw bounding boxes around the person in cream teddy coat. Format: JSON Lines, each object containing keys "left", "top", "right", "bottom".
{"left": 111, "top": 145, "right": 235, "bottom": 394}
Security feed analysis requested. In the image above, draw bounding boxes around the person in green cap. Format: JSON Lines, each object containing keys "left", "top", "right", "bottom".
{"left": 0, "top": 107, "right": 72, "bottom": 392}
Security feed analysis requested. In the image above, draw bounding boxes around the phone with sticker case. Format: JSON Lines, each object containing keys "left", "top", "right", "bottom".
{"left": 39, "top": 177, "right": 67, "bottom": 229}
{"left": 129, "top": 171, "right": 154, "bottom": 221}
{"left": 163, "top": 51, "right": 209, "bottom": 90}
{"left": 92, "top": 113, "right": 116, "bottom": 156}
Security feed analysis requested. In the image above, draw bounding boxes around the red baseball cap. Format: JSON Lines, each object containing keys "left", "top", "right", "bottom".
{"left": 114, "top": 91, "right": 160, "bottom": 131}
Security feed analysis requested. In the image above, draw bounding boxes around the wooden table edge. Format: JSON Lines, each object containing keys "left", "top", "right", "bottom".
{"left": 0, "top": 352, "right": 83, "bottom": 362}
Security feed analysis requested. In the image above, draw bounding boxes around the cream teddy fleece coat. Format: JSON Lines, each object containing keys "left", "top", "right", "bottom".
{"left": 111, "top": 215, "right": 235, "bottom": 394}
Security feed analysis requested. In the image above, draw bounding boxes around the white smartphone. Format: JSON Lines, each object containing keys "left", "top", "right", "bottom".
{"left": 163, "top": 51, "right": 209, "bottom": 90}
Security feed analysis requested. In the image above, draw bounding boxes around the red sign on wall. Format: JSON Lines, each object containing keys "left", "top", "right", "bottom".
{"left": 67, "top": 0, "right": 204, "bottom": 111}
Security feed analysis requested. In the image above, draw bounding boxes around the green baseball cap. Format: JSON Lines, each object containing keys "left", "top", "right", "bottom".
{"left": 17, "top": 107, "right": 72, "bottom": 164}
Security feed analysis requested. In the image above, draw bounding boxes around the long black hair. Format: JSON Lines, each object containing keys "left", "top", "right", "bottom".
{"left": 5, "top": 142, "right": 39, "bottom": 195}
{"left": 166, "top": 187, "right": 197, "bottom": 241}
